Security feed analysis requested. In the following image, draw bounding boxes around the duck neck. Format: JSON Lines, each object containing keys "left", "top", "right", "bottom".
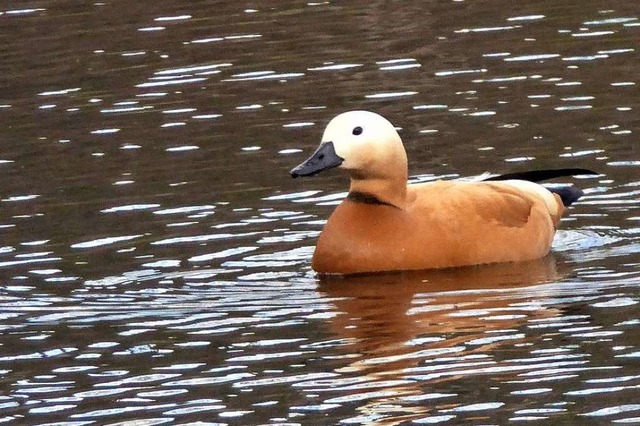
{"left": 348, "top": 174, "right": 408, "bottom": 209}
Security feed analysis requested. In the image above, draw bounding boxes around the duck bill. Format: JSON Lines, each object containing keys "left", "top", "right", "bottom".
{"left": 290, "top": 142, "right": 344, "bottom": 178}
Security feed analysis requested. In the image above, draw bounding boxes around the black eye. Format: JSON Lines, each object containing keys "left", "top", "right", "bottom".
{"left": 352, "top": 126, "right": 363, "bottom": 136}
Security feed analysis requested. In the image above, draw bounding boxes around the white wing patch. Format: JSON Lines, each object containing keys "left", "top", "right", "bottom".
{"left": 465, "top": 172, "right": 493, "bottom": 182}
{"left": 500, "top": 180, "right": 559, "bottom": 216}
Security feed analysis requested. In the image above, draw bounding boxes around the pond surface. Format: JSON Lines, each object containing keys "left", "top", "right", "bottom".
{"left": 1, "top": 0, "right": 639, "bottom": 424}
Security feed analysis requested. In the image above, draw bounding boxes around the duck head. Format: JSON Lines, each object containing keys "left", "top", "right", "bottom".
{"left": 290, "top": 110, "right": 409, "bottom": 183}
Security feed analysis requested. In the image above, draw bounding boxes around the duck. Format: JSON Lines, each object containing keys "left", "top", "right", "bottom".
{"left": 290, "top": 110, "right": 596, "bottom": 275}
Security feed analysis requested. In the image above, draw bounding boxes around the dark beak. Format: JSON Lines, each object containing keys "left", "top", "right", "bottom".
{"left": 290, "top": 142, "right": 344, "bottom": 178}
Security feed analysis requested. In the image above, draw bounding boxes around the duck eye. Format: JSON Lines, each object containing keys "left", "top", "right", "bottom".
{"left": 352, "top": 126, "right": 363, "bottom": 136}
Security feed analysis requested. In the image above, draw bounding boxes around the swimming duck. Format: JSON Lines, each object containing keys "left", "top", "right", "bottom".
{"left": 290, "top": 110, "right": 595, "bottom": 275}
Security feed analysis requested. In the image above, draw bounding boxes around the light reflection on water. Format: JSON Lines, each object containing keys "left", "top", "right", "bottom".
{"left": 0, "top": 0, "right": 639, "bottom": 424}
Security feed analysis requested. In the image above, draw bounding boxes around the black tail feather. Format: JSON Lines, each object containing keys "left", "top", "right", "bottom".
{"left": 484, "top": 168, "right": 598, "bottom": 183}
{"left": 484, "top": 168, "right": 597, "bottom": 207}
{"left": 548, "top": 186, "right": 584, "bottom": 207}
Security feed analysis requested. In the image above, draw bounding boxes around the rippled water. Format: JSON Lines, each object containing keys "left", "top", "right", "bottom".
{"left": 1, "top": 1, "right": 639, "bottom": 424}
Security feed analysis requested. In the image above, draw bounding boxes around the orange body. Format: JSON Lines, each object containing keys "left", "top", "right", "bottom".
{"left": 312, "top": 181, "right": 565, "bottom": 274}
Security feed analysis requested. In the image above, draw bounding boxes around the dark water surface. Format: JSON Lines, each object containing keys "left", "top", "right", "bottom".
{"left": 1, "top": 0, "right": 639, "bottom": 424}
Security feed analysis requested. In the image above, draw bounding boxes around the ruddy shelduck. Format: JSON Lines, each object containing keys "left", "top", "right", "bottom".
{"left": 290, "top": 110, "right": 596, "bottom": 275}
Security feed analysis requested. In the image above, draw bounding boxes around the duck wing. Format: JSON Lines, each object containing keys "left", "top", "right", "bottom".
{"left": 483, "top": 168, "right": 597, "bottom": 183}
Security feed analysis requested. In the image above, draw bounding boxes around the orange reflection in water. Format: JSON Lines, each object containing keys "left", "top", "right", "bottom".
{"left": 316, "top": 256, "right": 564, "bottom": 423}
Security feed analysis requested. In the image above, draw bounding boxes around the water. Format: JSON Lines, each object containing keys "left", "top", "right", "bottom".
{"left": 1, "top": 0, "right": 639, "bottom": 424}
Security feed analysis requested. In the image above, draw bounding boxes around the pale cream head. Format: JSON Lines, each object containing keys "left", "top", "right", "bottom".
{"left": 321, "top": 111, "right": 408, "bottom": 180}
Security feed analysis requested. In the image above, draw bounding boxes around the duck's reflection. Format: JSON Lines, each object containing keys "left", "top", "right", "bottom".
{"left": 315, "top": 255, "right": 563, "bottom": 423}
